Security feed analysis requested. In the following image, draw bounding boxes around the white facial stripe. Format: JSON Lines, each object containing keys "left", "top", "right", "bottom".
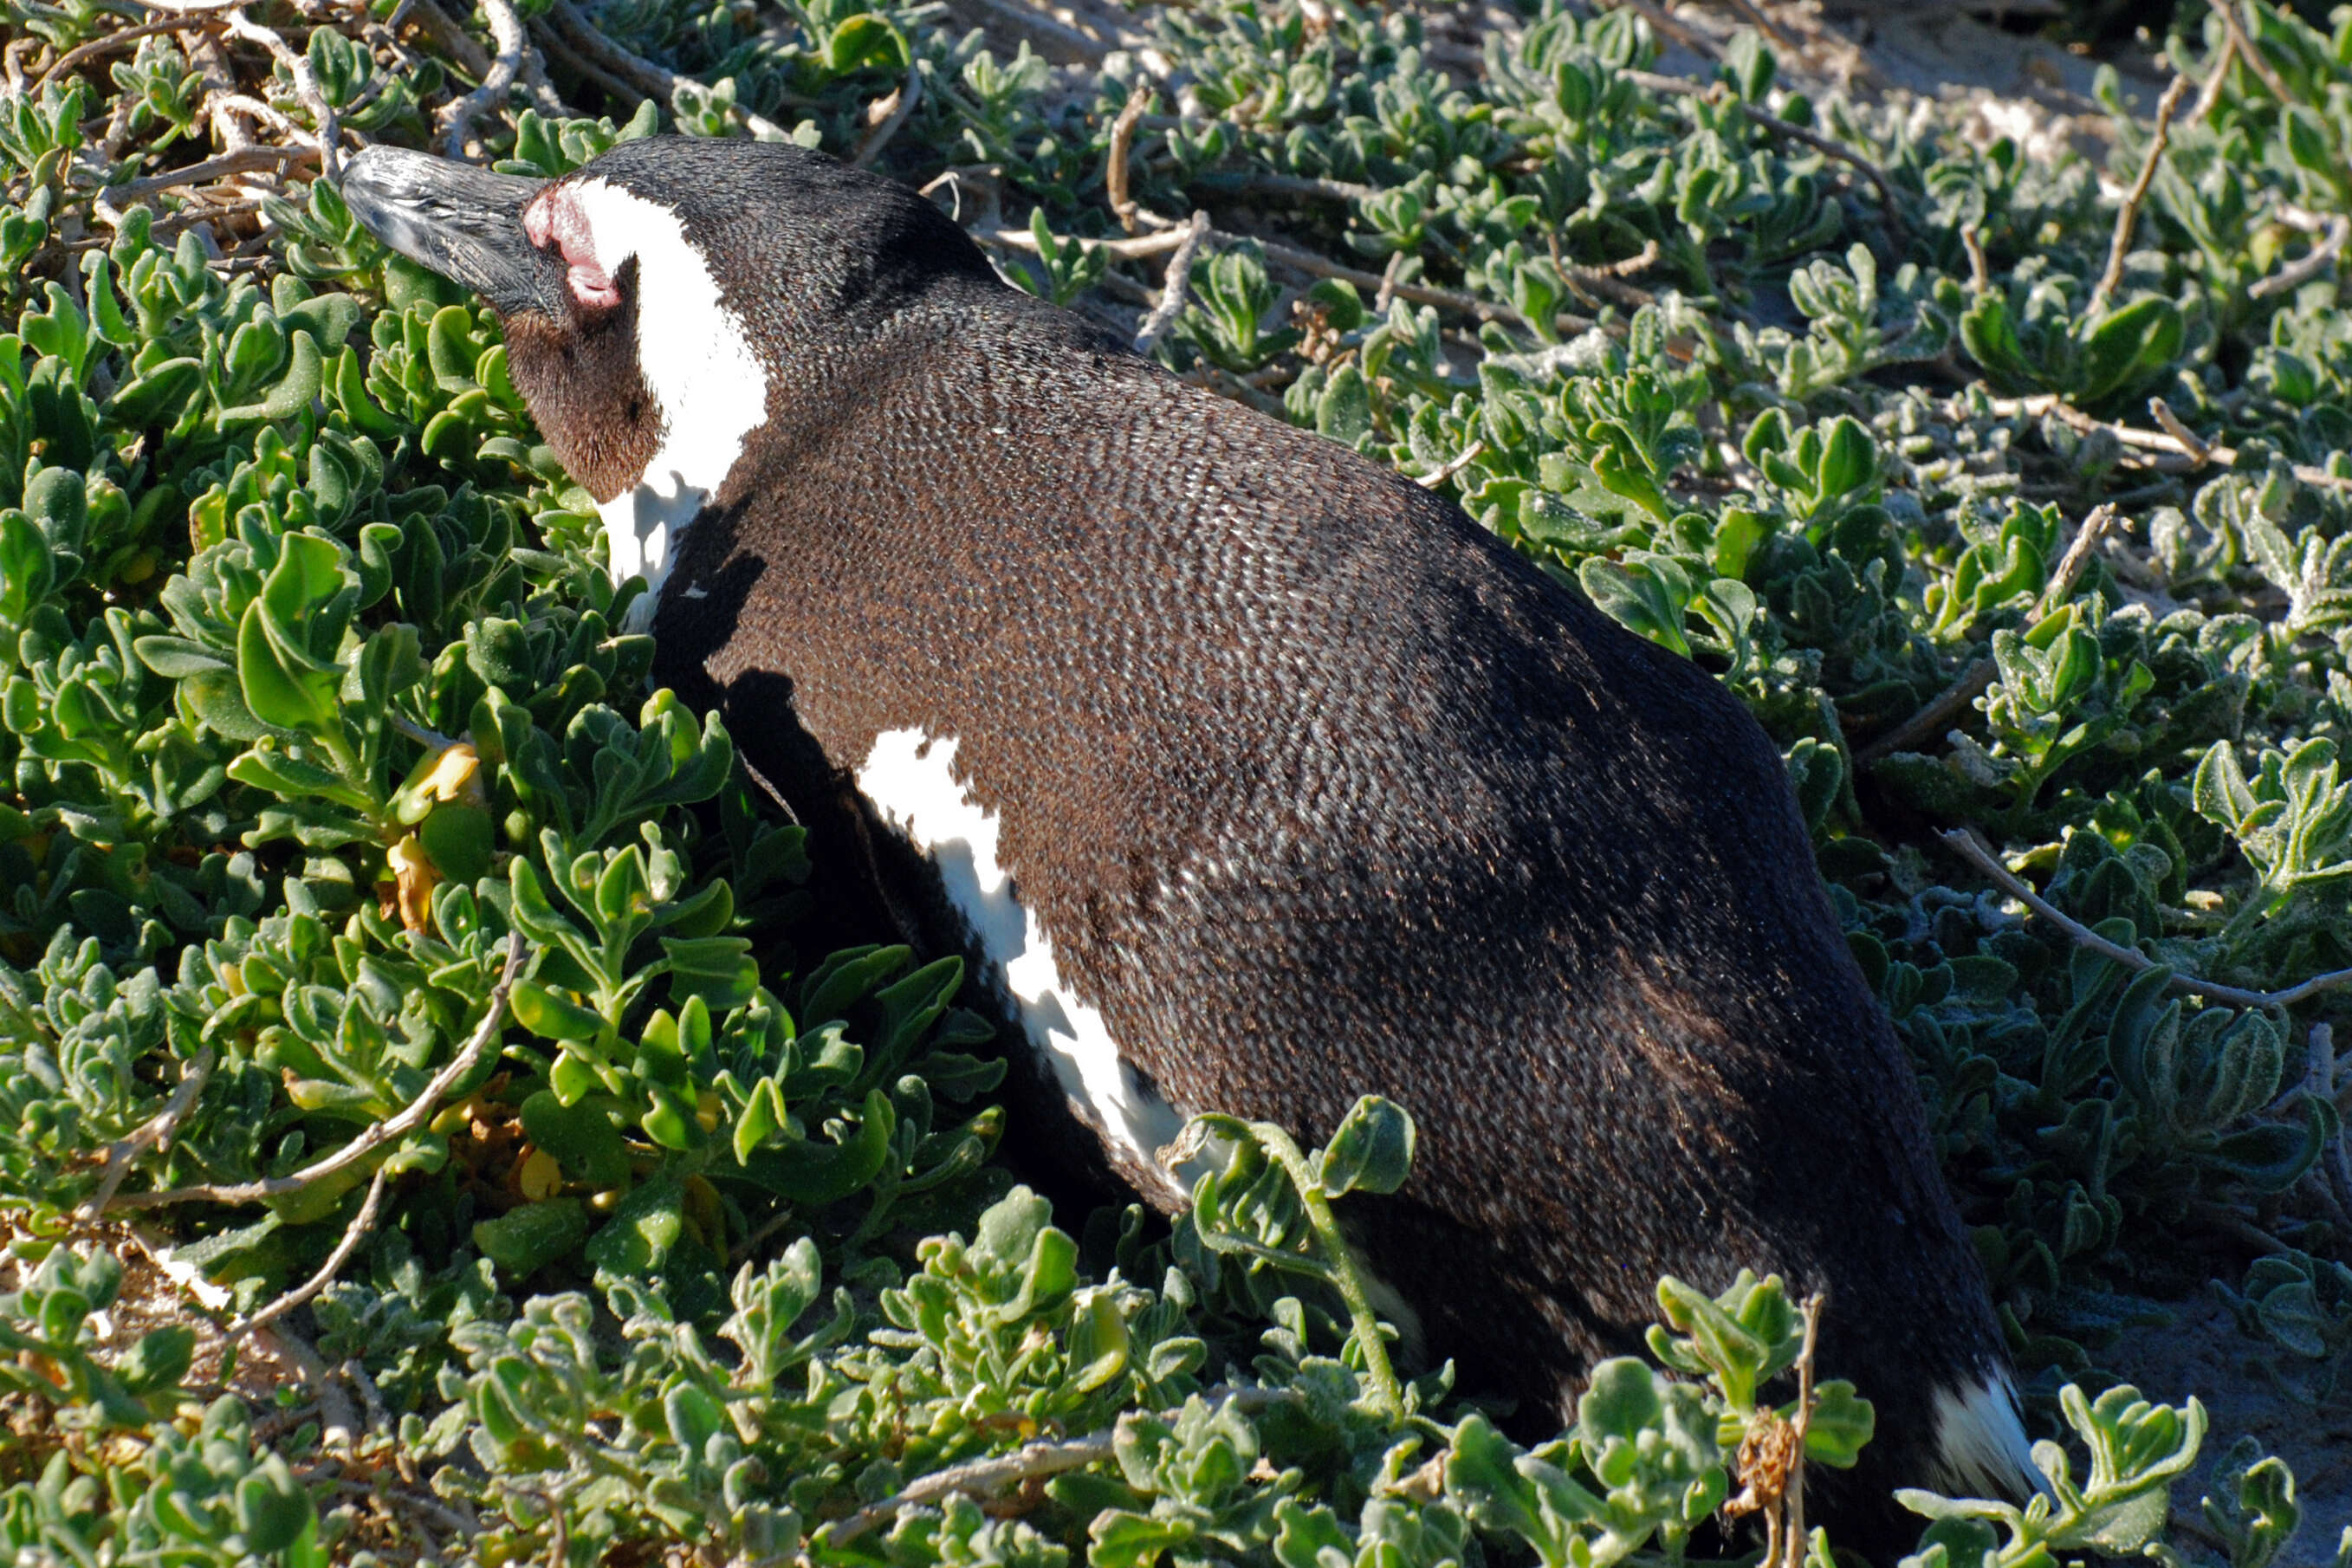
{"left": 1929, "top": 1371, "right": 2044, "bottom": 1500}
{"left": 855, "top": 729, "right": 1189, "bottom": 1188}
{"left": 563, "top": 178, "right": 768, "bottom": 631}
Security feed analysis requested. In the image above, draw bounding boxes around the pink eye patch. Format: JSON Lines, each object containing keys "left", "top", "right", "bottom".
{"left": 523, "top": 185, "right": 620, "bottom": 309}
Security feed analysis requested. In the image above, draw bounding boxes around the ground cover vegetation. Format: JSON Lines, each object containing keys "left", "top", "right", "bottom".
{"left": 0, "top": 0, "right": 2348, "bottom": 1560}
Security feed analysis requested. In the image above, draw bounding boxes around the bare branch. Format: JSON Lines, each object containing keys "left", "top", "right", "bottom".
{"left": 400, "top": 0, "right": 494, "bottom": 80}
{"left": 2090, "top": 74, "right": 2192, "bottom": 317}
{"left": 1189, "top": 170, "right": 1379, "bottom": 204}
{"left": 440, "top": 0, "right": 527, "bottom": 159}
{"left": 255, "top": 1319, "right": 360, "bottom": 1450}
{"left": 36, "top": 15, "right": 218, "bottom": 94}
{"left": 1133, "top": 210, "right": 1208, "bottom": 354}
{"left": 109, "top": 932, "right": 526, "bottom": 1211}
{"left": 101, "top": 143, "right": 317, "bottom": 206}
{"left": 79, "top": 1046, "right": 216, "bottom": 1218}
{"left": 1781, "top": 1293, "right": 1825, "bottom": 1568}
{"left": 1105, "top": 80, "right": 1150, "bottom": 233}
{"left": 1986, "top": 393, "right": 2352, "bottom": 493}
{"left": 541, "top": 0, "right": 798, "bottom": 140}
{"left": 1940, "top": 827, "right": 2352, "bottom": 1010}
{"left": 981, "top": 224, "right": 1192, "bottom": 261}
{"left": 1626, "top": 69, "right": 1905, "bottom": 244}
{"left": 821, "top": 1388, "right": 1291, "bottom": 1549}
{"left": 1416, "top": 438, "right": 1487, "bottom": 489}
{"left": 230, "top": 1163, "right": 390, "bottom": 1341}
{"left": 1961, "top": 225, "right": 1991, "bottom": 294}
{"left": 1856, "top": 504, "right": 2117, "bottom": 769}
{"left": 851, "top": 60, "right": 923, "bottom": 170}
{"left": 2035, "top": 501, "right": 2123, "bottom": 618}
{"left": 2214, "top": 0, "right": 2293, "bottom": 105}
{"left": 2249, "top": 211, "right": 2349, "bottom": 300}
{"left": 222, "top": 10, "right": 343, "bottom": 179}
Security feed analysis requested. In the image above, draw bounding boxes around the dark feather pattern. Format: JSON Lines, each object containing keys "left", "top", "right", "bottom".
{"left": 482, "top": 138, "right": 2021, "bottom": 1547}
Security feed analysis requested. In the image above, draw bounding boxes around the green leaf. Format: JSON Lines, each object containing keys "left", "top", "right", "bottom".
{"left": 473, "top": 1198, "right": 589, "bottom": 1277}
{"left": 1319, "top": 1095, "right": 1416, "bottom": 1196}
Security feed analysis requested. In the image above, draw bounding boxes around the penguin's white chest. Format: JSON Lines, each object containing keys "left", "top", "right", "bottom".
{"left": 853, "top": 729, "right": 1186, "bottom": 1177}
{"left": 554, "top": 178, "right": 768, "bottom": 631}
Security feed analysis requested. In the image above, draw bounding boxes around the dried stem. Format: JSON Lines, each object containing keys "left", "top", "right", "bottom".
{"left": 542, "top": 0, "right": 797, "bottom": 141}
{"left": 101, "top": 143, "right": 316, "bottom": 206}
{"left": 440, "top": 0, "right": 527, "bottom": 159}
{"left": 2186, "top": 29, "right": 2237, "bottom": 125}
{"left": 2249, "top": 212, "right": 2349, "bottom": 300}
{"left": 1189, "top": 169, "right": 1378, "bottom": 204}
{"left": 79, "top": 1046, "right": 216, "bottom": 1218}
{"left": 1986, "top": 392, "right": 2352, "bottom": 493}
{"left": 851, "top": 60, "right": 922, "bottom": 169}
{"left": 1961, "top": 225, "right": 1991, "bottom": 294}
{"left": 223, "top": 9, "right": 344, "bottom": 180}
{"left": 256, "top": 1319, "right": 360, "bottom": 1449}
{"left": 2034, "top": 502, "right": 2122, "bottom": 618}
{"left": 36, "top": 15, "right": 217, "bottom": 94}
{"left": 1105, "top": 81, "right": 1150, "bottom": 232}
{"left": 1133, "top": 210, "right": 1208, "bottom": 354}
{"left": 1626, "top": 69, "right": 1905, "bottom": 243}
{"left": 109, "top": 932, "right": 525, "bottom": 1210}
{"left": 2090, "top": 73, "right": 2192, "bottom": 316}
{"left": 820, "top": 1388, "right": 1288, "bottom": 1549}
{"left": 2147, "top": 398, "right": 2213, "bottom": 465}
{"left": 1416, "top": 438, "right": 1487, "bottom": 489}
{"left": 230, "top": 1163, "right": 390, "bottom": 1341}
{"left": 1781, "top": 1293, "right": 1825, "bottom": 1568}
{"left": 402, "top": 0, "right": 494, "bottom": 81}
{"left": 1859, "top": 505, "right": 2118, "bottom": 767}
{"left": 2214, "top": 0, "right": 2293, "bottom": 105}
{"left": 1940, "top": 827, "right": 2352, "bottom": 1010}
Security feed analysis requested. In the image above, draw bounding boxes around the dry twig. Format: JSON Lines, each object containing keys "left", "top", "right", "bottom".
{"left": 542, "top": 0, "right": 797, "bottom": 140}
{"left": 223, "top": 9, "right": 345, "bottom": 180}
{"left": 822, "top": 1388, "right": 1290, "bottom": 1548}
{"left": 109, "top": 932, "right": 526, "bottom": 1210}
{"left": 1858, "top": 505, "right": 2119, "bottom": 768}
{"left": 101, "top": 143, "right": 317, "bottom": 207}
{"left": 1105, "top": 81, "right": 1150, "bottom": 233}
{"left": 851, "top": 60, "right": 923, "bottom": 169}
{"left": 1133, "top": 210, "right": 1208, "bottom": 354}
{"left": 821, "top": 1433, "right": 1115, "bottom": 1547}
{"left": 80, "top": 1046, "right": 216, "bottom": 1218}
{"left": 2249, "top": 212, "right": 2349, "bottom": 300}
{"left": 1626, "top": 69, "right": 1906, "bottom": 244}
{"left": 1987, "top": 392, "right": 2352, "bottom": 493}
{"left": 1416, "top": 438, "right": 1487, "bottom": 489}
{"left": 1961, "top": 225, "right": 1991, "bottom": 294}
{"left": 36, "top": 15, "right": 217, "bottom": 94}
{"left": 2035, "top": 502, "right": 2123, "bottom": 618}
{"left": 1941, "top": 827, "right": 2352, "bottom": 1010}
{"left": 401, "top": 0, "right": 495, "bottom": 80}
{"left": 1781, "top": 1293, "right": 1824, "bottom": 1568}
{"left": 440, "top": 0, "right": 528, "bottom": 159}
{"left": 2213, "top": 0, "right": 2293, "bottom": 105}
{"left": 230, "top": 1163, "right": 391, "bottom": 1341}
{"left": 2090, "top": 74, "right": 2192, "bottom": 316}
{"left": 2147, "top": 398, "right": 2213, "bottom": 466}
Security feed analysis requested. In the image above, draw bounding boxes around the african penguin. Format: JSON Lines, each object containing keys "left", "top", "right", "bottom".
{"left": 344, "top": 137, "right": 2038, "bottom": 1548}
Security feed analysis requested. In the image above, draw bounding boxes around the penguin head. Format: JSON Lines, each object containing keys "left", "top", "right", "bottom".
{"left": 342, "top": 138, "right": 998, "bottom": 507}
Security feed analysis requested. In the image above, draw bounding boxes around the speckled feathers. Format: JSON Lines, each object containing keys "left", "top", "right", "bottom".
{"left": 342, "top": 137, "right": 2033, "bottom": 1547}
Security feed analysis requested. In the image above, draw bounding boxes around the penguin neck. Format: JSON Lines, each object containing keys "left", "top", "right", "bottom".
{"left": 571, "top": 177, "right": 771, "bottom": 630}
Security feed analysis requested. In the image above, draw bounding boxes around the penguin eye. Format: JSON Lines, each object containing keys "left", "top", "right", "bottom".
{"left": 524, "top": 186, "right": 622, "bottom": 313}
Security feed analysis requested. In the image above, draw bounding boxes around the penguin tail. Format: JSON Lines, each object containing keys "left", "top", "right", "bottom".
{"left": 1923, "top": 1367, "right": 2043, "bottom": 1502}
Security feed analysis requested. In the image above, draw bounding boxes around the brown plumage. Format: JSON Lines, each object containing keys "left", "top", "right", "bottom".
{"left": 344, "top": 137, "right": 2036, "bottom": 1553}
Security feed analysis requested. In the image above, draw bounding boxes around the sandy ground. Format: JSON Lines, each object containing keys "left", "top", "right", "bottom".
{"left": 2100, "top": 1293, "right": 2352, "bottom": 1567}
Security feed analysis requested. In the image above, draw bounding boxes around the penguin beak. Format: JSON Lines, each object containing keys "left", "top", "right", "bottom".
{"left": 342, "top": 146, "right": 563, "bottom": 319}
